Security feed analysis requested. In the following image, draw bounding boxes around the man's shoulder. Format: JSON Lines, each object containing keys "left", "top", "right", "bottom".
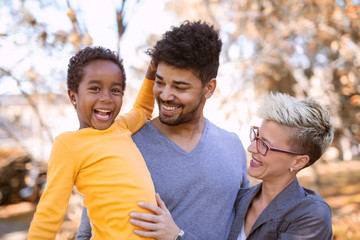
{"left": 132, "top": 121, "right": 158, "bottom": 143}
{"left": 133, "top": 121, "right": 153, "bottom": 135}
{"left": 206, "top": 119, "right": 240, "bottom": 140}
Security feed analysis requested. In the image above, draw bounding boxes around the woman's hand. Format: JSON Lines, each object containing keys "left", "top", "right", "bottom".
{"left": 130, "top": 193, "right": 180, "bottom": 240}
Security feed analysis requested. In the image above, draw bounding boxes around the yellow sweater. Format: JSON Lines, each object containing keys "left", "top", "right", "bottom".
{"left": 28, "top": 78, "right": 156, "bottom": 240}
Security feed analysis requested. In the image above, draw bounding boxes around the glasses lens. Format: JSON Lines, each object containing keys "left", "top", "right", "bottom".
{"left": 256, "top": 138, "right": 268, "bottom": 156}
{"left": 250, "top": 127, "right": 256, "bottom": 141}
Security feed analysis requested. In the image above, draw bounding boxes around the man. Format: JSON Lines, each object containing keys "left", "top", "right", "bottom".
{"left": 77, "top": 20, "right": 249, "bottom": 240}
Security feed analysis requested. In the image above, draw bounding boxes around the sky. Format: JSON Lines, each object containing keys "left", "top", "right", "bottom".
{"left": 80, "top": 1, "right": 171, "bottom": 47}
{"left": 78, "top": 0, "right": 177, "bottom": 68}
{"left": 0, "top": 0, "right": 176, "bottom": 94}
{"left": 0, "top": 0, "right": 257, "bottom": 159}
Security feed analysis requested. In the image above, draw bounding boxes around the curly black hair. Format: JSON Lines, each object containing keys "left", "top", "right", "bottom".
{"left": 146, "top": 20, "right": 222, "bottom": 86}
{"left": 67, "top": 46, "right": 126, "bottom": 93}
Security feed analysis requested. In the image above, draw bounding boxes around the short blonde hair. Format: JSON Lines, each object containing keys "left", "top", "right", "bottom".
{"left": 257, "top": 92, "right": 334, "bottom": 167}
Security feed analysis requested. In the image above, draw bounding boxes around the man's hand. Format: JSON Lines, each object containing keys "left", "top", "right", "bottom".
{"left": 130, "top": 193, "right": 181, "bottom": 240}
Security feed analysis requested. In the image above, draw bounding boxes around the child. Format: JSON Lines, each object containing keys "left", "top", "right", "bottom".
{"left": 28, "top": 46, "right": 157, "bottom": 239}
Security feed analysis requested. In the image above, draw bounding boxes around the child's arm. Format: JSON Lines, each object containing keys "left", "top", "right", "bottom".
{"left": 28, "top": 138, "right": 78, "bottom": 239}
{"left": 117, "top": 60, "right": 157, "bottom": 134}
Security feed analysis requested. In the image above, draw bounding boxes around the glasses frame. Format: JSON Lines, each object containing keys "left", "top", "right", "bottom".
{"left": 250, "top": 126, "right": 304, "bottom": 156}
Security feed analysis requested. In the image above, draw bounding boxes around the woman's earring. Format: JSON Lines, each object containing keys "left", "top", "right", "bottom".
{"left": 73, "top": 101, "right": 76, "bottom": 104}
{"left": 290, "top": 168, "right": 294, "bottom": 173}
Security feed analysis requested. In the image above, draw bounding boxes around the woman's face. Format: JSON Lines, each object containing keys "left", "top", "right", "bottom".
{"left": 247, "top": 120, "right": 298, "bottom": 183}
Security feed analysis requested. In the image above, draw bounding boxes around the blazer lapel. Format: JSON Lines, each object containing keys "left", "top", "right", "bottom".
{"left": 248, "top": 178, "right": 304, "bottom": 237}
{"left": 228, "top": 183, "right": 262, "bottom": 240}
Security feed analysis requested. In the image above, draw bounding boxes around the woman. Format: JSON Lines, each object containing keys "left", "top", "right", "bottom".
{"left": 228, "top": 92, "right": 334, "bottom": 240}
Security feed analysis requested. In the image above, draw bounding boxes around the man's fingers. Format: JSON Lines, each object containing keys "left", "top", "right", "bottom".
{"left": 133, "top": 229, "right": 156, "bottom": 238}
{"left": 156, "top": 193, "right": 166, "bottom": 209}
{"left": 130, "top": 212, "right": 159, "bottom": 222}
{"left": 138, "top": 201, "right": 163, "bottom": 215}
{"left": 130, "top": 218, "right": 157, "bottom": 230}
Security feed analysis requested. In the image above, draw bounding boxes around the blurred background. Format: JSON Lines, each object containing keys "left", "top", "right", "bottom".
{"left": 0, "top": 0, "right": 359, "bottom": 239}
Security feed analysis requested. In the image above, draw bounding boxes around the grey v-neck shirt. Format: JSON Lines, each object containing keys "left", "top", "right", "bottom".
{"left": 77, "top": 119, "right": 249, "bottom": 240}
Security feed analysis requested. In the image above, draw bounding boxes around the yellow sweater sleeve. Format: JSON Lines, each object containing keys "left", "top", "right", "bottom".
{"left": 28, "top": 137, "right": 79, "bottom": 239}
{"left": 117, "top": 78, "right": 155, "bottom": 134}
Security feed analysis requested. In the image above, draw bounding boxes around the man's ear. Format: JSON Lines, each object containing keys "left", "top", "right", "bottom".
{"left": 293, "top": 155, "right": 310, "bottom": 171}
{"left": 204, "top": 78, "right": 217, "bottom": 99}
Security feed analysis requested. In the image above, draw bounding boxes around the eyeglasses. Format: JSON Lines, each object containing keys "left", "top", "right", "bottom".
{"left": 250, "top": 126, "right": 304, "bottom": 156}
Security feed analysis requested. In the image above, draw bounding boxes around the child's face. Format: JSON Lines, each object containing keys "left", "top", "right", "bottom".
{"left": 68, "top": 60, "right": 123, "bottom": 130}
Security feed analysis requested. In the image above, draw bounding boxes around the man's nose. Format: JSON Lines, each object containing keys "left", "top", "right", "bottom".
{"left": 159, "top": 86, "right": 175, "bottom": 101}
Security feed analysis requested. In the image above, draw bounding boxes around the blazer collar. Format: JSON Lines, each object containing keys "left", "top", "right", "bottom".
{"left": 230, "top": 178, "right": 304, "bottom": 239}
{"left": 230, "top": 183, "right": 262, "bottom": 239}
{"left": 249, "top": 178, "right": 304, "bottom": 236}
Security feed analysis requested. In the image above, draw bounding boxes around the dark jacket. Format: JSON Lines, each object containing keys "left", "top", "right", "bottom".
{"left": 228, "top": 178, "right": 332, "bottom": 240}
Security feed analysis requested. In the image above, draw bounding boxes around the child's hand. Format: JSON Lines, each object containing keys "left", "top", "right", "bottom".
{"left": 145, "top": 59, "right": 157, "bottom": 80}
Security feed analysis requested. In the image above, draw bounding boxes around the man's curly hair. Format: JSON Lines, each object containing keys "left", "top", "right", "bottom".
{"left": 146, "top": 20, "right": 222, "bottom": 86}
{"left": 67, "top": 46, "right": 126, "bottom": 93}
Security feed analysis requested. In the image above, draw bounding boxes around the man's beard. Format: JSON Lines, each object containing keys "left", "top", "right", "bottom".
{"left": 157, "top": 95, "right": 204, "bottom": 126}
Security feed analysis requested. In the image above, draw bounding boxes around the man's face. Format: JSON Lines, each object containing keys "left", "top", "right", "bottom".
{"left": 153, "top": 62, "right": 208, "bottom": 126}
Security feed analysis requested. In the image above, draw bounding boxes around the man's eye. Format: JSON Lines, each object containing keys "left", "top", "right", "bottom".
{"left": 155, "top": 80, "right": 164, "bottom": 85}
{"left": 175, "top": 86, "right": 186, "bottom": 91}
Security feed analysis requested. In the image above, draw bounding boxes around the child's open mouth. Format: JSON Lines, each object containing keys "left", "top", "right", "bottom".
{"left": 94, "top": 109, "right": 111, "bottom": 121}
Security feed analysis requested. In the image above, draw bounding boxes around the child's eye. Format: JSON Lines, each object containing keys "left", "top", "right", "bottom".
{"left": 112, "top": 88, "right": 122, "bottom": 93}
{"left": 89, "top": 87, "right": 100, "bottom": 91}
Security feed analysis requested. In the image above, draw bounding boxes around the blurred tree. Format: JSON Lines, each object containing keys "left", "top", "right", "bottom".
{"left": 165, "top": 0, "right": 360, "bottom": 161}
{"left": 0, "top": 0, "right": 88, "bottom": 156}
{"left": 1, "top": 0, "right": 358, "bottom": 161}
{"left": 0, "top": 0, "right": 129, "bottom": 161}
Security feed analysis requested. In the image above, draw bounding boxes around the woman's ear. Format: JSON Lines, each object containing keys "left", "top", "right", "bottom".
{"left": 293, "top": 155, "right": 310, "bottom": 171}
{"left": 204, "top": 78, "right": 217, "bottom": 99}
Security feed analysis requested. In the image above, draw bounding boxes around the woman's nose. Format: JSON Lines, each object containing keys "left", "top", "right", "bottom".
{"left": 247, "top": 140, "right": 257, "bottom": 153}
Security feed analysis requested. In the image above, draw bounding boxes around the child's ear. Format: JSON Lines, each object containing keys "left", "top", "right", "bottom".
{"left": 68, "top": 89, "right": 77, "bottom": 107}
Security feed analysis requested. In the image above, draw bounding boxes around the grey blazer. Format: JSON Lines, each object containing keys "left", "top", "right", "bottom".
{"left": 228, "top": 178, "right": 332, "bottom": 240}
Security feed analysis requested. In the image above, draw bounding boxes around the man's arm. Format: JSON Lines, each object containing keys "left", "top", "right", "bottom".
{"left": 76, "top": 207, "right": 92, "bottom": 240}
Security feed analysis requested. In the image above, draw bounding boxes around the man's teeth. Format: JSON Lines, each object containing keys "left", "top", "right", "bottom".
{"left": 163, "top": 105, "right": 177, "bottom": 110}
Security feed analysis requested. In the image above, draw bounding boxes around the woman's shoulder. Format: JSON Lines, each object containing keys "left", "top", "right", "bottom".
{"left": 301, "top": 186, "right": 328, "bottom": 203}
{"left": 300, "top": 187, "right": 331, "bottom": 214}
{"left": 284, "top": 186, "right": 332, "bottom": 228}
